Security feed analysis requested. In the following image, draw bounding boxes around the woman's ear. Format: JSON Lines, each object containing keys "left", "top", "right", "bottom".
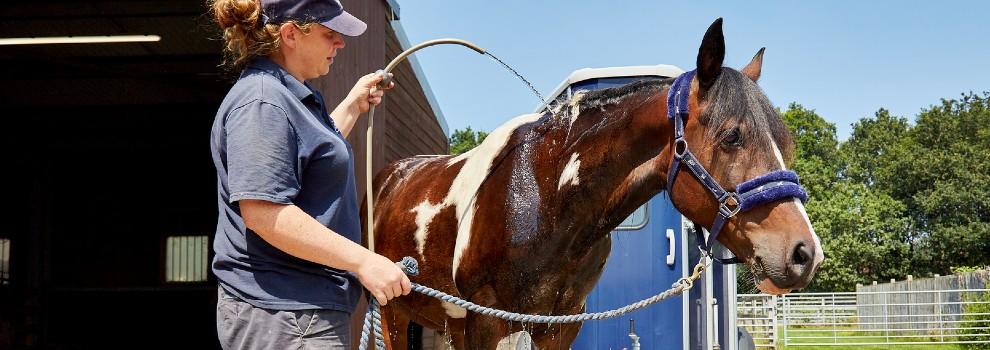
{"left": 279, "top": 23, "right": 299, "bottom": 49}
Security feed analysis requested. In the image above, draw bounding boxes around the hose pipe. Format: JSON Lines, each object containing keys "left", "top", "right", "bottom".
{"left": 365, "top": 39, "right": 486, "bottom": 253}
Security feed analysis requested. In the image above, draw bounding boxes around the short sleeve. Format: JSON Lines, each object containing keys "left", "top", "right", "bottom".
{"left": 225, "top": 101, "right": 300, "bottom": 204}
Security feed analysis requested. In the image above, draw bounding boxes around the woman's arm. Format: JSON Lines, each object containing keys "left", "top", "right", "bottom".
{"left": 239, "top": 199, "right": 411, "bottom": 305}
{"left": 330, "top": 72, "right": 393, "bottom": 137}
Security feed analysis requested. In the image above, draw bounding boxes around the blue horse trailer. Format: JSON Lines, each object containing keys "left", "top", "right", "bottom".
{"left": 536, "top": 66, "right": 746, "bottom": 350}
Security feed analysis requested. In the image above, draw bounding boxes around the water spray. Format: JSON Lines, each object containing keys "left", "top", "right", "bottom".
{"left": 365, "top": 39, "right": 548, "bottom": 252}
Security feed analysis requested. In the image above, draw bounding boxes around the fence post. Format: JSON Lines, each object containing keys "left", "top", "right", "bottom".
{"left": 783, "top": 295, "right": 789, "bottom": 347}
{"left": 771, "top": 295, "right": 778, "bottom": 350}
{"left": 883, "top": 291, "right": 890, "bottom": 344}
{"left": 820, "top": 296, "right": 826, "bottom": 331}
{"left": 936, "top": 290, "right": 943, "bottom": 343}
{"left": 832, "top": 293, "right": 838, "bottom": 345}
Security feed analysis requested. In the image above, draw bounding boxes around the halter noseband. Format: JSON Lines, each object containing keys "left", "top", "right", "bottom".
{"left": 665, "top": 70, "right": 809, "bottom": 264}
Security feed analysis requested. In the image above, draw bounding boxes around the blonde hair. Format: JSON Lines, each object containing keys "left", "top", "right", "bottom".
{"left": 209, "top": 0, "right": 317, "bottom": 72}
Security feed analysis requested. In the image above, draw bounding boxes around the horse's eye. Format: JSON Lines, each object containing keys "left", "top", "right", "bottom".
{"left": 722, "top": 128, "right": 743, "bottom": 147}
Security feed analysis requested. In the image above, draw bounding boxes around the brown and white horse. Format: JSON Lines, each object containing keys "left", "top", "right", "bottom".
{"left": 368, "top": 18, "right": 823, "bottom": 349}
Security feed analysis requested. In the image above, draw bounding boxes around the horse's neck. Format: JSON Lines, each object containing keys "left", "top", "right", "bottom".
{"left": 551, "top": 92, "right": 674, "bottom": 250}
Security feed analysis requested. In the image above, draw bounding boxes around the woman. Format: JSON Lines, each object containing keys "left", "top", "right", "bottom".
{"left": 208, "top": 0, "right": 411, "bottom": 348}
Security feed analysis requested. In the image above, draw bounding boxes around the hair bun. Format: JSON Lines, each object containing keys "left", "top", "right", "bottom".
{"left": 212, "top": 0, "right": 261, "bottom": 30}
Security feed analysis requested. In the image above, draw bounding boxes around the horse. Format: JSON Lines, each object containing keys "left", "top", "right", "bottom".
{"left": 367, "top": 18, "right": 824, "bottom": 349}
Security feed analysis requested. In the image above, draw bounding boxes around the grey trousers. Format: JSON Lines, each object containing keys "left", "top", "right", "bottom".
{"left": 217, "top": 287, "right": 352, "bottom": 350}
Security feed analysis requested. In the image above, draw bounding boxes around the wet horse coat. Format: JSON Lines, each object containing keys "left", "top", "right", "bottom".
{"left": 373, "top": 99, "right": 664, "bottom": 347}
{"left": 369, "top": 19, "right": 823, "bottom": 349}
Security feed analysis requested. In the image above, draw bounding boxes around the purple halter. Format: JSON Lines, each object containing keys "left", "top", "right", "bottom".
{"left": 665, "top": 70, "right": 808, "bottom": 264}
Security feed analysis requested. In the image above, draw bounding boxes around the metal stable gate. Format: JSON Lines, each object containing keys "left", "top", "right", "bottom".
{"left": 736, "top": 294, "right": 777, "bottom": 349}
{"left": 737, "top": 288, "right": 990, "bottom": 347}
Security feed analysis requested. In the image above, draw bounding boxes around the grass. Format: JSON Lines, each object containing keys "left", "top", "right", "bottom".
{"left": 748, "top": 325, "right": 967, "bottom": 350}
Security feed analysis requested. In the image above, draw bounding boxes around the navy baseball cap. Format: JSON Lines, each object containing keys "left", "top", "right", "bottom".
{"left": 261, "top": 0, "right": 367, "bottom": 37}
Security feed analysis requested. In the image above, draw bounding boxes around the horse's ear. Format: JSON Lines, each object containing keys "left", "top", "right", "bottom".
{"left": 741, "top": 47, "right": 766, "bottom": 82}
{"left": 696, "top": 18, "right": 725, "bottom": 91}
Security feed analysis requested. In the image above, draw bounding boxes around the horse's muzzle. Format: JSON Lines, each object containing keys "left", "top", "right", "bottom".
{"left": 763, "top": 239, "right": 820, "bottom": 291}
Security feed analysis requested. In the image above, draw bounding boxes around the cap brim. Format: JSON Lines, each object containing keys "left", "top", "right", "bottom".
{"left": 321, "top": 11, "right": 366, "bottom": 37}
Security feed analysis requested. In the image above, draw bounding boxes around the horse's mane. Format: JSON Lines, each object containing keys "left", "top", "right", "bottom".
{"left": 540, "top": 78, "right": 673, "bottom": 145}
{"left": 548, "top": 69, "right": 793, "bottom": 166}
{"left": 572, "top": 78, "right": 672, "bottom": 113}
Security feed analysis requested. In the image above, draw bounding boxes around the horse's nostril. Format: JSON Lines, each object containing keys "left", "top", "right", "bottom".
{"left": 792, "top": 242, "right": 810, "bottom": 266}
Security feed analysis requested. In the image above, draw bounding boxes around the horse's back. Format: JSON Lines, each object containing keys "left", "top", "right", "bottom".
{"left": 372, "top": 153, "right": 462, "bottom": 262}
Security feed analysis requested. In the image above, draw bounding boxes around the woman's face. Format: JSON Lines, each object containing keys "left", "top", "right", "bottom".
{"left": 295, "top": 24, "right": 345, "bottom": 80}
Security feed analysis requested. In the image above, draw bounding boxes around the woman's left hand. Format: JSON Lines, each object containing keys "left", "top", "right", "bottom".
{"left": 346, "top": 71, "right": 395, "bottom": 114}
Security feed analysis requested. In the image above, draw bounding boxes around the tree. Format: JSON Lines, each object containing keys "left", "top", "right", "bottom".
{"left": 900, "top": 93, "right": 990, "bottom": 273}
{"left": 802, "top": 180, "right": 912, "bottom": 291}
{"left": 780, "top": 103, "right": 840, "bottom": 196}
{"left": 449, "top": 127, "right": 488, "bottom": 155}
{"left": 778, "top": 103, "right": 913, "bottom": 292}
{"left": 825, "top": 92, "right": 990, "bottom": 279}
{"left": 839, "top": 108, "right": 911, "bottom": 191}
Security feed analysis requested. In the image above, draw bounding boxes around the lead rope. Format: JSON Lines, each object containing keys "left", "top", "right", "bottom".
{"left": 358, "top": 256, "right": 709, "bottom": 350}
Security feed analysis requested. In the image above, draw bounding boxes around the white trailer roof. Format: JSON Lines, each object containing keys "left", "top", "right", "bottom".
{"left": 534, "top": 64, "right": 685, "bottom": 113}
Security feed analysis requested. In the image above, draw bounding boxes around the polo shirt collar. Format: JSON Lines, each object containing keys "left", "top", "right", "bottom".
{"left": 244, "top": 57, "right": 318, "bottom": 102}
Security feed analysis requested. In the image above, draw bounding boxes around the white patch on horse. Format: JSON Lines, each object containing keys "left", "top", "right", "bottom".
{"left": 449, "top": 113, "right": 544, "bottom": 280}
{"left": 568, "top": 92, "right": 586, "bottom": 128}
{"left": 794, "top": 199, "right": 825, "bottom": 266}
{"left": 441, "top": 301, "right": 467, "bottom": 319}
{"left": 770, "top": 134, "right": 822, "bottom": 264}
{"left": 768, "top": 132, "right": 786, "bottom": 170}
{"left": 558, "top": 153, "right": 582, "bottom": 190}
{"left": 410, "top": 200, "right": 445, "bottom": 260}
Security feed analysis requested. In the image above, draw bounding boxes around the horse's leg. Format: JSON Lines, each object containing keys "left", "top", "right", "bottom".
{"left": 463, "top": 285, "right": 511, "bottom": 349}
{"left": 464, "top": 313, "right": 511, "bottom": 349}
{"left": 382, "top": 305, "right": 410, "bottom": 350}
{"left": 444, "top": 318, "right": 467, "bottom": 350}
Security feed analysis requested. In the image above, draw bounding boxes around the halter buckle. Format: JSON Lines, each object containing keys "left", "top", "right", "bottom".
{"left": 718, "top": 193, "right": 741, "bottom": 218}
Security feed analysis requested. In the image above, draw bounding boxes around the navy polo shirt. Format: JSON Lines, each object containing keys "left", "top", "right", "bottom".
{"left": 210, "top": 58, "right": 362, "bottom": 312}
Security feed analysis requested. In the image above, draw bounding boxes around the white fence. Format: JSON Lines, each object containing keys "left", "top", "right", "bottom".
{"left": 738, "top": 288, "right": 990, "bottom": 347}
{"left": 737, "top": 294, "right": 778, "bottom": 349}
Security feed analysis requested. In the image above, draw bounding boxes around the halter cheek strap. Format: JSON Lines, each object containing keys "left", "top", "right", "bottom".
{"left": 665, "top": 70, "right": 809, "bottom": 264}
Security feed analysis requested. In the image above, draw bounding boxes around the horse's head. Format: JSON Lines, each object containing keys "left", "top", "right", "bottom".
{"left": 666, "top": 19, "right": 823, "bottom": 294}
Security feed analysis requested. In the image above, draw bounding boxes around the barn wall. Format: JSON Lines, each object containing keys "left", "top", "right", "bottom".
{"left": 383, "top": 24, "right": 451, "bottom": 160}
{"left": 311, "top": 0, "right": 449, "bottom": 203}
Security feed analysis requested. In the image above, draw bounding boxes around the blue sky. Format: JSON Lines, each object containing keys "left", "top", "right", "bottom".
{"left": 395, "top": 1, "right": 989, "bottom": 141}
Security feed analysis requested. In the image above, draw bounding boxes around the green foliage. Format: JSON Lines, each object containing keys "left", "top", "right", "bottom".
{"left": 780, "top": 103, "right": 840, "bottom": 195}
{"left": 959, "top": 290, "right": 990, "bottom": 350}
{"left": 951, "top": 266, "right": 985, "bottom": 274}
{"left": 449, "top": 127, "right": 489, "bottom": 155}
{"left": 839, "top": 108, "right": 911, "bottom": 190}
{"left": 782, "top": 103, "right": 841, "bottom": 163}
{"left": 801, "top": 180, "right": 911, "bottom": 292}
{"left": 901, "top": 94, "right": 990, "bottom": 273}
{"left": 776, "top": 93, "right": 990, "bottom": 291}
{"left": 777, "top": 104, "right": 911, "bottom": 292}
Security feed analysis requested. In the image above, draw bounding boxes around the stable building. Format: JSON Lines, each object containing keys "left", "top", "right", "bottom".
{"left": 0, "top": 1, "right": 447, "bottom": 348}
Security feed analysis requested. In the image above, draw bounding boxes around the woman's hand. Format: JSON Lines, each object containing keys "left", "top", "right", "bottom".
{"left": 346, "top": 71, "right": 395, "bottom": 114}
{"left": 354, "top": 251, "right": 412, "bottom": 306}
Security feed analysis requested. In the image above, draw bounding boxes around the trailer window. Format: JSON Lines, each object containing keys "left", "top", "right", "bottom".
{"left": 616, "top": 204, "right": 648, "bottom": 230}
